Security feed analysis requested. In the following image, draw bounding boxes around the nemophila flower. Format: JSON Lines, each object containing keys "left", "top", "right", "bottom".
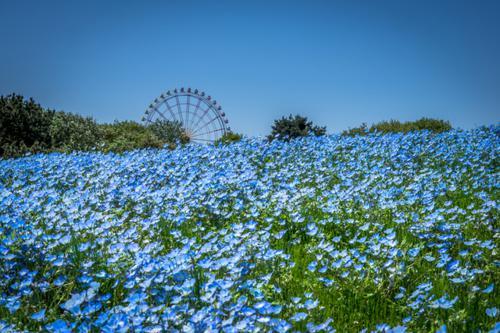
{"left": 407, "top": 247, "right": 420, "bottom": 258}
{"left": 5, "top": 296, "right": 21, "bottom": 314}
{"left": 483, "top": 284, "right": 494, "bottom": 294}
{"left": 304, "top": 299, "right": 319, "bottom": 310}
{"left": 30, "top": 308, "right": 46, "bottom": 321}
{"left": 290, "top": 312, "right": 308, "bottom": 322}
{"left": 306, "top": 223, "right": 318, "bottom": 236}
{"left": 446, "top": 260, "right": 460, "bottom": 273}
{"left": 486, "top": 307, "right": 498, "bottom": 318}
{"left": 53, "top": 275, "right": 67, "bottom": 287}
{"left": 46, "top": 319, "right": 72, "bottom": 333}
{"left": 60, "top": 293, "right": 85, "bottom": 315}
{"left": 489, "top": 322, "right": 500, "bottom": 333}
{"left": 436, "top": 324, "right": 447, "bottom": 333}
{"left": 430, "top": 295, "right": 458, "bottom": 309}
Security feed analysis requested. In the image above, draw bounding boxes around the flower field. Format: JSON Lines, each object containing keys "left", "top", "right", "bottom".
{"left": 0, "top": 127, "right": 498, "bottom": 332}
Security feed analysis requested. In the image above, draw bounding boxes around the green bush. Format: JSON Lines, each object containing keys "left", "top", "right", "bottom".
{"left": 0, "top": 94, "right": 104, "bottom": 157}
{"left": 49, "top": 111, "right": 102, "bottom": 152}
{"left": 409, "top": 118, "right": 452, "bottom": 132}
{"left": 214, "top": 131, "right": 243, "bottom": 146}
{"left": 2, "top": 95, "right": 248, "bottom": 158}
{"left": 343, "top": 118, "right": 452, "bottom": 136}
{"left": 0, "top": 94, "right": 54, "bottom": 157}
{"left": 99, "top": 121, "right": 164, "bottom": 153}
{"left": 268, "top": 114, "right": 326, "bottom": 141}
{"left": 0, "top": 95, "right": 197, "bottom": 158}
{"left": 342, "top": 123, "right": 369, "bottom": 137}
{"left": 148, "top": 120, "right": 190, "bottom": 145}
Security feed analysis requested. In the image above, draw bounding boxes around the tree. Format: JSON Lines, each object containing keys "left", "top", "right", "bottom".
{"left": 268, "top": 114, "right": 326, "bottom": 141}
{"left": 99, "top": 121, "right": 163, "bottom": 153}
{"left": 0, "top": 94, "right": 54, "bottom": 157}
{"left": 147, "top": 119, "right": 190, "bottom": 145}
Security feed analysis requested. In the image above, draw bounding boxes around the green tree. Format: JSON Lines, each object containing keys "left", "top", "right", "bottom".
{"left": 268, "top": 114, "right": 326, "bottom": 141}
{"left": 147, "top": 120, "right": 190, "bottom": 145}
{"left": 0, "top": 94, "right": 54, "bottom": 157}
{"left": 99, "top": 121, "right": 164, "bottom": 153}
{"left": 49, "top": 111, "right": 102, "bottom": 151}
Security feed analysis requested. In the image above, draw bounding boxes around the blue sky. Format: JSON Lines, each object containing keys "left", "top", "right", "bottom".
{"left": 1, "top": 0, "right": 499, "bottom": 135}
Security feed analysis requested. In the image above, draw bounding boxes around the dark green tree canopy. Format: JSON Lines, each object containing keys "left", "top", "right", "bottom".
{"left": 268, "top": 114, "right": 326, "bottom": 141}
{"left": 0, "top": 94, "right": 53, "bottom": 155}
{"left": 148, "top": 120, "right": 190, "bottom": 145}
{"left": 0, "top": 94, "right": 192, "bottom": 158}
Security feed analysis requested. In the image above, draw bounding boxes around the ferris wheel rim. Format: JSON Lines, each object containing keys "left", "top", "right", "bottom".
{"left": 142, "top": 88, "right": 230, "bottom": 143}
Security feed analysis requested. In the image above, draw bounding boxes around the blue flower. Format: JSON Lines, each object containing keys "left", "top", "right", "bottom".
{"left": 306, "top": 223, "right": 318, "bottom": 236}
{"left": 31, "top": 308, "right": 46, "bottom": 321}
{"left": 486, "top": 307, "right": 498, "bottom": 318}
{"left": 290, "top": 312, "right": 308, "bottom": 321}
{"left": 60, "top": 292, "right": 86, "bottom": 315}
{"left": 430, "top": 295, "right": 458, "bottom": 309}
{"left": 46, "top": 319, "right": 72, "bottom": 333}
{"left": 483, "top": 284, "right": 494, "bottom": 294}
{"left": 436, "top": 324, "right": 447, "bottom": 333}
{"left": 304, "top": 299, "right": 319, "bottom": 310}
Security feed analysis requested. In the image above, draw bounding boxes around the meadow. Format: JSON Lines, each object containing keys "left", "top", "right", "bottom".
{"left": 0, "top": 127, "right": 498, "bottom": 332}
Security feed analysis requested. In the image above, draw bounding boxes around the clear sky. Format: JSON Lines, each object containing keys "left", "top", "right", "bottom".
{"left": 1, "top": 0, "right": 499, "bottom": 135}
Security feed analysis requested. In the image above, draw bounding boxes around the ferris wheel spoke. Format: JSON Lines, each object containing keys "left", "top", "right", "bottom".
{"left": 144, "top": 89, "right": 228, "bottom": 144}
{"left": 191, "top": 105, "right": 212, "bottom": 130}
{"left": 191, "top": 128, "right": 225, "bottom": 138}
{"left": 150, "top": 105, "right": 170, "bottom": 121}
{"left": 185, "top": 95, "right": 191, "bottom": 131}
{"left": 187, "top": 98, "right": 203, "bottom": 131}
{"left": 164, "top": 100, "right": 179, "bottom": 121}
{"left": 192, "top": 115, "right": 222, "bottom": 135}
{"left": 174, "top": 94, "right": 184, "bottom": 125}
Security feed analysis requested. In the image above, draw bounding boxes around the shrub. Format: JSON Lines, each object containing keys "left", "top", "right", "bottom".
{"left": 0, "top": 94, "right": 54, "bottom": 157}
{"left": 268, "top": 115, "right": 326, "bottom": 141}
{"left": 148, "top": 120, "right": 190, "bottom": 145}
{"left": 99, "top": 121, "right": 164, "bottom": 153}
{"left": 49, "top": 111, "right": 102, "bottom": 152}
{"left": 342, "top": 123, "right": 369, "bottom": 137}
{"left": 343, "top": 118, "right": 452, "bottom": 136}
{"left": 410, "top": 118, "right": 452, "bottom": 132}
{"left": 214, "top": 131, "right": 243, "bottom": 146}
{"left": 0, "top": 94, "right": 104, "bottom": 157}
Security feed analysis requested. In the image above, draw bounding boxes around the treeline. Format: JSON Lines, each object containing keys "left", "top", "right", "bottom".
{"left": 1, "top": 94, "right": 454, "bottom": 158}
{"left": 342, "top": 118, "right": 452, "bottom": 136}
{"left": 0, "top": 94, "right": 188, "bottom": 158}
{"left": 268, "top": 115, "right": 452, "bottom": 141}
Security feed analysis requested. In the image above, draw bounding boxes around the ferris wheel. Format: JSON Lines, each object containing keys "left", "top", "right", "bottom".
{"left": 142, "top": 88, "right": 230, "bottom": 143}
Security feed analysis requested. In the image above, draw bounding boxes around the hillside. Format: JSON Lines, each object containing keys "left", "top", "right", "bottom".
{"left": 0, "top": 127, "right": 498, "bottom": 332}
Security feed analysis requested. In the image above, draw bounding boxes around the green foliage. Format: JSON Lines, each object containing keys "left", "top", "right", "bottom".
{"left": 342, "top": 122, "right": 369, "bottom": 137}
{"left": 148, "top": 119, "right": 190, "bottom": 145}
{"left": 268, "top": 114, "right": 326, "bottom": 141}
{"left": 343, "top": 118, "right": 452, "bottom": 136}
{"left": 0, "top": 95, "right": 195, "bottom": 158}
{"left": 0, "top": 94, "right": 103, "bottom": 157}
{"left": 214, "top": 131, "right": 243, "bottom": 146}
{"left": 99, "top": 121, "right": 164, "bottom": 153}
{"left": 0, "top": 94, "right": 54, "bottom": 156}
{"left": 49, "top": 111, "right": 102, "bottom": 152}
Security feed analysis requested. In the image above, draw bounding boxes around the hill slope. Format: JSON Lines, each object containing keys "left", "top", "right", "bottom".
{"left": 0, "top": 127, "right": 498, "bottom": 332}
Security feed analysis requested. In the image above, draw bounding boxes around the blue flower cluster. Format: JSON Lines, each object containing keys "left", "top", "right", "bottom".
{"left": 0, "top": 126, "right": 498, "bottom": 332}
